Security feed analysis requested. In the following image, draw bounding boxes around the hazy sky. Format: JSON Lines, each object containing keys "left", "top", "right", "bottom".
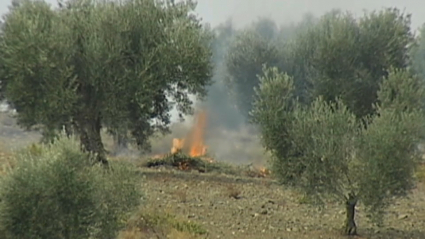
{"left": 1, "top": 0, "right": 425, "bottom": 31}
{"left": 195, "top": 0, "right": 425, "bottom": 31}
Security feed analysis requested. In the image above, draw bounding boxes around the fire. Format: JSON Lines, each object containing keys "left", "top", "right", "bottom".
{"left": 171, "top": 138, "right": 185, "bottom": 154}
{"left": 188, "top": 110, "right": 208, "bottom": 157}
{"left": 258, "top": 167, "right": 271, "bottom": 177}
{"left": 170, "top": 109, "right": 209, "bottom": 158}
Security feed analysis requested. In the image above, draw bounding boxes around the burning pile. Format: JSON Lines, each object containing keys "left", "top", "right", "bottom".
{"left": 170, "top": 110, "right": 212, "bottom": 162}
{"left": 146, "top": 109, "right": 272, "bottom": 177}
{"left": 257, "top": 166, "right": 271, "bottom": 178}
{"left": 146, "top": 110, "right": 214, "bottom": 171}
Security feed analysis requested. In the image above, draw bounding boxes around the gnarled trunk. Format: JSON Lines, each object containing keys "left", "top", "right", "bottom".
{"left": 344, "top": 192, "right": 357, "bottom": 236}
{"left": 75, "top": 114, "right": 108, "bottom": 166}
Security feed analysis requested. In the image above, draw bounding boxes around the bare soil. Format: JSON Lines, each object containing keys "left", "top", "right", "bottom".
{"left": 137, "top": 165, "right": 425, "bottom": 239}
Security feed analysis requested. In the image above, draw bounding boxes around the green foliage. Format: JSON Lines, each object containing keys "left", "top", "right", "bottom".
{"left": 288, "top": 97, "right": 358, "bottom": 201}
{"left": 416, "top": 164, "right": 425, "bottom": 182}
{"left": 225, "top": 8, "right": 412, "bottom": 123}
{"left": 224, "top": 19, "right": 282, "bottom": 118}
{"left": 250, "top": 66, "right": 296, "bottom": 172}
{"left": 377, "top": 68, "right": 425, "bottom": 112}
{"left": 223, "top": 15, "right": 317, "bottom": 120}
{"left": 0, "top": 134, "right": 143, "bottom": 239}
{"left": 356, "top": 68, "right": 425, "bottom": 224}
{"left": 130, "top": 210, "right": 208, "bottom": 235}
{"left": 287, "top": 8, "right": 414, "bottom": 119}
{"left": 357, "top": 108, "right": 425, "bottom": 225}
{"left": 0, "top": 0, "right": 213, "bottom": 157}
{"left": 252, "top": 66, "right": 425, "bottom": 226}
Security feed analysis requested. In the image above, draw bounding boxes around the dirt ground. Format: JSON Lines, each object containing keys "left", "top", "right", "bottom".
{"left": 136, "top": 165, "right": 425, "bottom": 239}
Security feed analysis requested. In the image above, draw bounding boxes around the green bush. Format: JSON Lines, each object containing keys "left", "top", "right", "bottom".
{"left": 0, "top": 135, "right": 143, "bottom": 239}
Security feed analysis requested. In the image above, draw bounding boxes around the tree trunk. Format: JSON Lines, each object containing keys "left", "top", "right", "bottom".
{"left": 64, "top": 121, "right": 74, "bottom": 137}
{"left": 114, "top": 132, "right": 128, "bottom": 149}
{"left": 344, "top": 192, "right": 358, "bottom": 236}
{"left": 76, "top": 115, "right": 108, "bottom": 166}
{"left": 110, "top": 131, "right": 128, "bottom": 156}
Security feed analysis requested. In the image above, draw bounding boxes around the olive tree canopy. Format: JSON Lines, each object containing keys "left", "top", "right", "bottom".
{"left": 0, "top": 0, "right": 213, "bottom": 164}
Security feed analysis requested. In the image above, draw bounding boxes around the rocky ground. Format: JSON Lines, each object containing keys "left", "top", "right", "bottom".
{"left": 131, "top": 164, "right": 425, "bottom": 239}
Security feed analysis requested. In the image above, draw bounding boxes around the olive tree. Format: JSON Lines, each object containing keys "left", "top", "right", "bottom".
{"left": 224, "top": 25, "right": 281, "bottom": 119}
{"left": 0, "top": 0, "right": 213, "bottom": 164}
{"left": 287, "top": 8, "right": 413, "bottom": 119}
{"left": 251, "top": 66, "right": 425, "bottom": 235}
{"left": 224, "top": 16, "right": 314, "bottom": 119}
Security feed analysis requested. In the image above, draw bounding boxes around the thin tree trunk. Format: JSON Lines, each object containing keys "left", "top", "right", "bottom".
{"left": 344, "top": 192, "right": 358, "bottom": 236}
{"left": 64, "top": 121, "right": 74, "bottom": 137}
{"left": 114, "top": 132, "right": 128, "bottom": 149}
{"left": 110, "top": 131, "right": 128, "bottom": 156}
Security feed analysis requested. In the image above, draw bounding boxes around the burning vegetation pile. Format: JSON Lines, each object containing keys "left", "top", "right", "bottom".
{"left": 144, "top": 151, "right": 271, "bottom": 178}
{"left": 142, "top": 110, "right": 271, "bottom": 178}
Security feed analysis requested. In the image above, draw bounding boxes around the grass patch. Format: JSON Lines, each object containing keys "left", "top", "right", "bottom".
{"left": 0, "top": 144, "right": 15, "bottom": 176}
{"left": 118, "top": 208, "right": 207, "bottom": 239}
{"left": 415, "top": 164, "right": 425, "bottom": 182}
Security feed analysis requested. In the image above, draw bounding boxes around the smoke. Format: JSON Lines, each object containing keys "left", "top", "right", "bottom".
{"left": 147, "top": 15, "right": 317, "bottom": 165}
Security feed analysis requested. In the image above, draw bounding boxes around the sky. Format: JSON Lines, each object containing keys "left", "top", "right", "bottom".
{"left": 1, "top": 0, "right": 425, "bottom": 31}
{"left": 194, "top": 0, "right": 425, "bottom": 31}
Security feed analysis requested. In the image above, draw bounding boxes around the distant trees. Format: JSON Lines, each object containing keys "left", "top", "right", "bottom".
{"left": 201, "top": 19, "right": 243, "bottom": 130}
{"left": 0, "top": 0, "right": 213, "bottom": 164}
{"left": 223, "top": 15, "right": 316, "bottom": 119}
{"left": 225, "top": 8, "right": 413, "bottom": 121}
{"left": 289, "top": 8, "right": 414, "bottom": 119}
{"left": 251, "top": 66, "right": 425, "bottom": 235}
{"left": 224, "top": 24, "right": 281, "bottom": 118}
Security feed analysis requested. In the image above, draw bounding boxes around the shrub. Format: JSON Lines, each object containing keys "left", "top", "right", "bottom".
{"left": 0, "top": 134, "right": 143, "bottom": 239}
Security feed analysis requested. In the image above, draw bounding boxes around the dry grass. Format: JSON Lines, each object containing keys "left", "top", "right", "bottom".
{"left": 225, "top": 184, "right": 242, "bottom": 199}
{"left": 117, "top": 207, "right": 208, "bottom": 239}
{"left": 416, "top": 164, "right": 425, "bottom": 182}
{"left": 174, "top": 188, "right": 188, "bottom": 203}
{"left": 0, "top": 144, "right": 16, "bottom": 176}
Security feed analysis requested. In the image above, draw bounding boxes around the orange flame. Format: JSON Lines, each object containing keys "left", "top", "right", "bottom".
{"left": 171, "top": 138, "right": 185, "bottom": 154}
{"left": 258, "top": 167, "right": 271, "bottom": 177}
{"left": 170, "top": 110, "right": 209, "bottom": 159}
{"left": 188, "top": 110, "right": 208, "bottom": 157}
